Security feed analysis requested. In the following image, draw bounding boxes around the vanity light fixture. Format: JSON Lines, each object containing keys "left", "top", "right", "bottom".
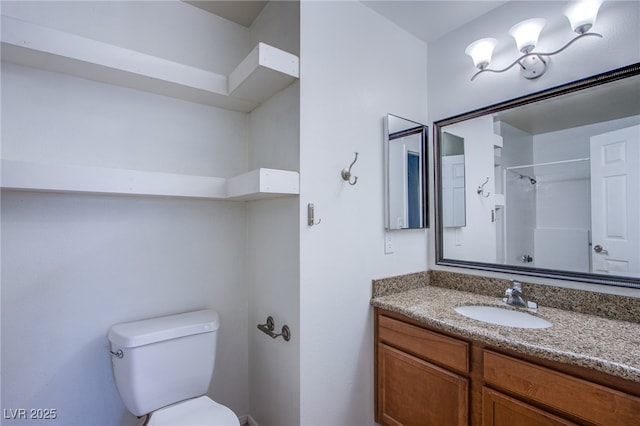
{"left": 465, "top": 0, "right": 604, "bottom": 81}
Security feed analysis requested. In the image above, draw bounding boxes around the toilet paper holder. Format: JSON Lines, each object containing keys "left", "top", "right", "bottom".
{"left": 257, "top": 316, "right": 291, "bottom": 342}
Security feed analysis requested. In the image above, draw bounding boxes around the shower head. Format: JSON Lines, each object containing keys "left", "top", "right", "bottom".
{"left": 518, "top": 174, "right": 537, "bottom": 185}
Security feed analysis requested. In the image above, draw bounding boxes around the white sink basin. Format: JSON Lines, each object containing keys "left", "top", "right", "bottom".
{"left": 454, "top": 305, "right": 553, "bottom": 329}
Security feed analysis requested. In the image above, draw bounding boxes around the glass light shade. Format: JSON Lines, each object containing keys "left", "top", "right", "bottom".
{"left": 565, "top": 0, "right": 604, "bottom": 34}
{"left": 465, "top": 38, "right": 498, "bottom": 69}
{"left": 508, "top": 18, "right": 546, "bottom": 53}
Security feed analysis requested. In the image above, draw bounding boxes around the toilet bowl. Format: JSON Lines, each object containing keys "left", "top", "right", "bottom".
{"left": 108, "top": 309, "right": 239, "bottom": 426}
{"left": 146, "top": 396, "right": 239, "bottom": 426}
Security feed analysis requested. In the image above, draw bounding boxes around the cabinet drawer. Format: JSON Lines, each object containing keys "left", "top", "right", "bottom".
{"left": 378, "top": 314, "right": 469, "bottom": 373}
{"left": 483, "top": 350, "right": 640, "bottom": 425}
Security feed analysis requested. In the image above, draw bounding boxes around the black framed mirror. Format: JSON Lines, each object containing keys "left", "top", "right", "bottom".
{"left": 434, "top": 63, "right": 640, "bottom": 288}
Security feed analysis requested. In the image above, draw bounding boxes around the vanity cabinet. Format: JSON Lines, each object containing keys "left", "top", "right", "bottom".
{"left": 374, "top": 308, "right": 640, "bottom": 426}
{"left": 376, "top": 313, "right": 469, "bottom": 425}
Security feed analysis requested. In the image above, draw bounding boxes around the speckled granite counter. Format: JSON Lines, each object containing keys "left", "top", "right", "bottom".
{"left": 371, "top": 272, "right": 640, "bottom": 384}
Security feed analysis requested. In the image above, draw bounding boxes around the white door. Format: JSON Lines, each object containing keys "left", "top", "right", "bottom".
{"left": 590, "top": 125, "right": 640, "bottom": 276}
{"left": 442, "top": 154, "right": 466, "bottom": 227}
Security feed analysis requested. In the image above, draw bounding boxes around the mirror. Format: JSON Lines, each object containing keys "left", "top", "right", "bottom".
{"left": 385, "top": 114, "right": 428, "bottom": 229}
{"left": 434, "top": 63, "right": 640, "bottom": 288}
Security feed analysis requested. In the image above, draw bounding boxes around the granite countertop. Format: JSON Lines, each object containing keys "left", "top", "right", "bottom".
{"left": 371, "top": 285, "right": 640, "bottom": 383}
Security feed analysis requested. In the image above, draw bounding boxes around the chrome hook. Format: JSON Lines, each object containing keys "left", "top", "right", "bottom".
{"left": 477, "top": 177, "right": 490, "bottom": 198}
{"left": 341, "top": 152, "right": 359, "bottom": 185}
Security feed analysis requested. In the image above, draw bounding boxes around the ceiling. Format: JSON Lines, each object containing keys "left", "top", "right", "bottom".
{"left": 184, "top": 1, "right": 268, "bottom": 27}
{"left": 497, "top": 74, "right": 640, "bottom": 135}
{"left": 184, "top": 0, "right": 507, "bottom": 42}
{"left": 362, "top": 1, "right": 508, "bottom": 43}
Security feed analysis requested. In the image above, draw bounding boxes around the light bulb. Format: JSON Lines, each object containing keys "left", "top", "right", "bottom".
{"left": 508, "top": 18, "right": 546, "bottom": 53}
{"left": 465, "top": 38, "right": 498, "bottom": 70}
{"left": 565, "top": 0, "right": 604, "bottom": 34}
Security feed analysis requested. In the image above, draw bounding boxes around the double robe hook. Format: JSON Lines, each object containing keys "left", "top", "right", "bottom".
{"left": 477, "top": 177, "right": 490, "bottom": 198}
{"left": 341, "top": 152, "right": 359, "bottom": 185}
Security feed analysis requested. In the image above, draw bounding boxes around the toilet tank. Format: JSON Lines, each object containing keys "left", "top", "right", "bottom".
{"left": 108, "top": 309, "right": 220, "bottom": 417}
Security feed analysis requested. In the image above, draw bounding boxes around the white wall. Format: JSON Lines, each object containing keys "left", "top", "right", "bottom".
{"left": 1, "top": 192, "right": 248, "bottom": 425}
{"left": 0, "top": 0, "right": 250, "bottom": 75}
{"left": 428, "top": 0, "right": 640, "bottom": 294}
{"left": 1, "top": 2, "right": 256, "bottom": 424}
{"left": 533, "top": 124, "right": 592, "bottom": 233}
{"left": 533, "top": 116, "right": 640, "bottom": 231}
{"left": 299, "top": 1, "right": 428, "bottom": 424}
{"left": 246, "top": 2, "right": 300, "bottom": 425}
{"left": 246, "top": 82, "right": 300, "bottom": 426}
{"left": 533, "top": 115, "right": 640, "bottom": 165}
{"left": 0, "top": 64, "right": 248, "bottom": 176}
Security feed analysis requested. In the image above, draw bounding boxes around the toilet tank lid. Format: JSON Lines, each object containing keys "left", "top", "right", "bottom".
{"left": 108, "top": 309, "right": 220, "bottom": 348}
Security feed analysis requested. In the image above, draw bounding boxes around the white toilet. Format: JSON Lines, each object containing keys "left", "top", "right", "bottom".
{"left": 108, "top": 309, "right": 240, "bottom": 426}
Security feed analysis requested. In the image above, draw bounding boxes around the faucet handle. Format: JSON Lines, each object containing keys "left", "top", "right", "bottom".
{"left": 510, "top": 279, "right": 522, "bottom": 290}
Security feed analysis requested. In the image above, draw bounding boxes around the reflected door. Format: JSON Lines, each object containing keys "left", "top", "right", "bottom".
{"left": 442, "top": 154, "right": 466, "bottom": 228}
{"left": 590, "top": 125, "right": 640, "bottom": 275}
{"left": 407, "top": 151, "right": 422, "bottom": 228}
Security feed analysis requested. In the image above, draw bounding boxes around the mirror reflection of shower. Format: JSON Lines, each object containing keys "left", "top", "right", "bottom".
{"left": 506, "top": 169, "right": 537, "bottom": 185}
{"left": 503, "top": 157, "right": 592, "bottom": 272}
{"left": 517, "top": 173, "right": 536, "bottom": 185}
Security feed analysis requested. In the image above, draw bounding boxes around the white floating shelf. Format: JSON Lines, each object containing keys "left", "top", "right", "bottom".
{"left": 1, "top": 160, "right": 299, "bottom": 201}
{"left": 226, "top": 168, "right": 300, "bottom": 200}
{"left": 228, "top": 42, "right": 299, "bottom": 104}
{"left": 0, "top": 16, "right": 299, "bottom": 112}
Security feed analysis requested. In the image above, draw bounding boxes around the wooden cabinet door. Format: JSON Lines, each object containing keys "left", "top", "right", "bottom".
{"left": 482, "top": 387, "right": 577, "bottom": 426}
{"left": 377, "top": 343, "right": 468, "bottom": 426}
{"left": 483, "top": 350, "right": 640, "bottom": 425}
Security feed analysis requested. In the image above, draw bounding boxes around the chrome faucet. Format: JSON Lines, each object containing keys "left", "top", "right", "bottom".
{"left": 503, "top": 280, "right": 537, "bottom": 309}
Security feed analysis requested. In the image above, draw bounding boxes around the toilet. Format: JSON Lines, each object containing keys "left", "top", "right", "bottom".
{"left": 108, "top": 309, "right": 240, "bottom": 426}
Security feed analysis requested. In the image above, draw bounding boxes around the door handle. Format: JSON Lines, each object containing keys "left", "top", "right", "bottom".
{"left": 521, "top": 254, "right": 533, "bottom": 263}
{"left": 593, "top": 244, "right": 609, "bottom": 255}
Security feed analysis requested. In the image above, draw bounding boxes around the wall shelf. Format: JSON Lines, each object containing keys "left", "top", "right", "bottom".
{"left": 1, "top": 160, "right": 299, "bottom": 201}
{"left": 0, "top": 16, "right": 300, "bottom": 200}
{"left": 0, "top": 16, "right": 299, "bottom": 112}
{"left": 226, "top": 168, "right": 300, "bottom": 200}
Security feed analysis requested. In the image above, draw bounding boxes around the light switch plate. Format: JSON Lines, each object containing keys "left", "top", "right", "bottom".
{"left": 384, "top": 233, "right": 394, "bottom": 254}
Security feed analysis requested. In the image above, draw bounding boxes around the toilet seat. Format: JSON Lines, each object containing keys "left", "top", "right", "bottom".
{"left": 146, "top": 396, "right": 240, "bottom": 426}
